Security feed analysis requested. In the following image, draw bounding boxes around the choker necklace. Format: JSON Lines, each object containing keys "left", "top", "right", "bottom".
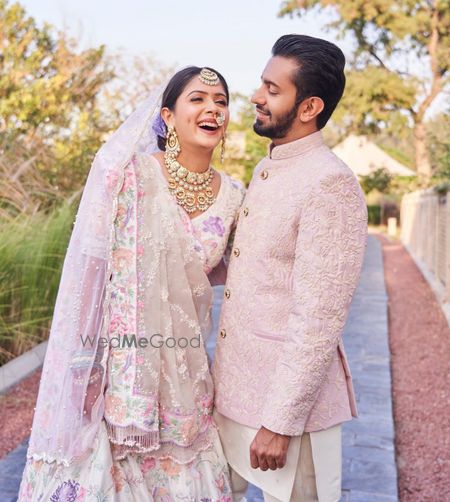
{"left": 164, "top": 152, "right": 216, "bottom": 214}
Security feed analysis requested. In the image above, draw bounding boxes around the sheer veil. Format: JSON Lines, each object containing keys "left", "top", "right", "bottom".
{"left": 27, "top": 80, "right": 215, "bottom": 466}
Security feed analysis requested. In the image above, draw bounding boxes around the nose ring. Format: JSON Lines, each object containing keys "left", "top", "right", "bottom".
{"left": 215, "top": 111, "right": 225, "bottom": 127}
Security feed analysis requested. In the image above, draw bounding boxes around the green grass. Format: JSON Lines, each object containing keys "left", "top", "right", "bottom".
{"left": 0, "top": 203, "right": 75, "bottom": 365}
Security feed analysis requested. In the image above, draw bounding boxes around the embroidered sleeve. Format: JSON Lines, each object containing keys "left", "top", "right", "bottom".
{"left": 261, "top": 173, "right": 368, "bottom": 436}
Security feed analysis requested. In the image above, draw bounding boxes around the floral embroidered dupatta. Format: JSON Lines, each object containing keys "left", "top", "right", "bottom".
{"left": 27, "top": 89, "right": 215, "bottom": 467}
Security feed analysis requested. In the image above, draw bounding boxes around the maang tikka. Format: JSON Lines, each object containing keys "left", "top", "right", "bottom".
{"left": 198, "top": 68, "right": 220, "bottom": 86}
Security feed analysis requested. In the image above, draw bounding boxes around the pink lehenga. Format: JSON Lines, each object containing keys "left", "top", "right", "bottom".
{"left": 18, "top": 88, "right": 244, "bottom": 501}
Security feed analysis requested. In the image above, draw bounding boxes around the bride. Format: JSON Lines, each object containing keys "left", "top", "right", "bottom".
{"left": 18, "top": 66, "right": 245, "bottom": 501}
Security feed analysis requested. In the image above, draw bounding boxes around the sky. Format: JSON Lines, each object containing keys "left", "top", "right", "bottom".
{"left": 19, "top": 0, "right": 350, "bottom": 97}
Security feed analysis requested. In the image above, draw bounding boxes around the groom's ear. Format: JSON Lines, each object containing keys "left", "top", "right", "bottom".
{"left": 298, "top": 96, "right": 324, "bottom": 124}
{"left": 160, "top": 107, "right": 174, "bottom": 127}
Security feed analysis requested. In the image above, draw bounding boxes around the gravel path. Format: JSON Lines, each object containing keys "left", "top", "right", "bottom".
{"left": 0, "top": 369, "right": 41, "bottom": 459}
{"left": 379, "top": 234, "right": 450, "bottom": 501}
{"left": 340, "top": 234, "right": 398, "bottom": 501}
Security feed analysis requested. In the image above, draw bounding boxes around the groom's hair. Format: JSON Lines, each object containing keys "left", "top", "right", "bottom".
{"left": 272, "top": 34, "right": 346, "bottom": 129}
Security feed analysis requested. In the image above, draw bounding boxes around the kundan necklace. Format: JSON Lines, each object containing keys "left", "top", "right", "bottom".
{"left": 164, "top": 152, "right": 216, "bottom": 214}
{"left": 163, "top": 107, "right": 225, "bottom": 214}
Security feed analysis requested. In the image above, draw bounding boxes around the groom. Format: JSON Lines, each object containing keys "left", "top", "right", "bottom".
{"left": 213, "top": 34, "right": 368, "bottom": 502}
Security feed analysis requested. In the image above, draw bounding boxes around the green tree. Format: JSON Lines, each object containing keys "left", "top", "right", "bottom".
{"left": 0, "top": 0, "right": 116, "bottom": 195}
{"left": 427, "top": 112, "right": 450, "bottom": 180}
{"left": 229, "top": 93, "right": 270, "bottom": 185}
{"left": 360, "top": 167, "right": 392, "bottom": 195}
{"left": 279, "top": 0, "right": 450, "bottom": 180}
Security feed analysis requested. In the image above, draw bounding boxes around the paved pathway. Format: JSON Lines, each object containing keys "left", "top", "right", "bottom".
{"left": 340, "top": 235, "right": 399, "bottom": 501}
{"left": 0, "top": 236, "right": 397, "bottom": 501}
{"left": 0, "top": 438, "right": 28, "bottom": 502}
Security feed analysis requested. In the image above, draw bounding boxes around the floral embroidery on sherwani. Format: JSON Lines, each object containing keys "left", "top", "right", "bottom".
{"left": 213, "top": 131, "right": 368, "bottom": 436}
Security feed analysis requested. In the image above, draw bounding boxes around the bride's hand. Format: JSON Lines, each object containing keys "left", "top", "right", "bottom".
{"left": 82, "top": 367, "right": 103, "bottom": 420}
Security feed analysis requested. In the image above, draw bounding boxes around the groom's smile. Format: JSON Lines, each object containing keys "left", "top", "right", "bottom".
{"left": 251, "top": 56, "right": 300, "bottom": 141}
{"left": 255, "top": 105, "right": 271, "bottom": 120}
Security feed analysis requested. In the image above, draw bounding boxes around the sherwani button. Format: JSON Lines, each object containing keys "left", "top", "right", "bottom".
{"left": 220, "top": 329, "right": 227, "bottom": 338}
{"left": 233, "top": 248, "right": 240, "bottom": 257}
{"left": 260, "top": 170, "right": 268, "bottom": 180}
{"left": 243, "top": 207, "right": 249, "bottom": 217}
{"left": 224, "top": 289, "right": 231, "bottom": 299}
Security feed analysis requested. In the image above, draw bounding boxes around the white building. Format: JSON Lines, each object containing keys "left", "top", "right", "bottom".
{"left": 332, "top": 135, "right": 416, "bottom": 177}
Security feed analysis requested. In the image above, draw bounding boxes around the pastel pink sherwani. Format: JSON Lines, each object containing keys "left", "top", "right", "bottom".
{"left": 213, "top": 131, "right": 368, "bottom": 436}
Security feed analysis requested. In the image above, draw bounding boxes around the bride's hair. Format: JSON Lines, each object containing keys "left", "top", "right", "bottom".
{"left": 155, "top": 66, "right": 229, "bottom": 151}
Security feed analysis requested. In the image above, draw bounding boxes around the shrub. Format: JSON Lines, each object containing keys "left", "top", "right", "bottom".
{"left": 0, "top": 204, "right": 74, "bottom": 365}
{"left": 367, "top": 205, "right": 381, "bottom": 225}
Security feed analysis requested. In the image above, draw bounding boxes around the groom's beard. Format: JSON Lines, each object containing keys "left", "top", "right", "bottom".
{"left": 253, "top": 103, "right": 300, "bottom": 139}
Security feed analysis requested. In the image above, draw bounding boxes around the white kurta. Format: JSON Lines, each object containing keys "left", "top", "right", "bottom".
{"left": 214, "top": 411, "right": 342, "bottom": 502}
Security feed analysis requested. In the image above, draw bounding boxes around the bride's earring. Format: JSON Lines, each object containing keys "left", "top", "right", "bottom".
{"left": 166, "top": 126, "right": 181, "bottom": 158}
{"left": 220, "top": 132, "right": 226, "bottom": 164}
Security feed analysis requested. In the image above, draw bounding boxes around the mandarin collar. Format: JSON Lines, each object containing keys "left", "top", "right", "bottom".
{"left": 269, "top": 131, "right": 324, "bottom": 160}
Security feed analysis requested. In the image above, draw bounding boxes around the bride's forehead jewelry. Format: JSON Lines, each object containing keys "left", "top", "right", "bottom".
{"left": 199, "top": 68, "right": 220, "bottom": 86}
{"left": 216, "top": 111, "right": 225, "bottom": 127}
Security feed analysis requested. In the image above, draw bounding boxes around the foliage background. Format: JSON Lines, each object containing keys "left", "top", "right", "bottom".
{"left": 0, "top": 0, "right": 449, "bottom": 363}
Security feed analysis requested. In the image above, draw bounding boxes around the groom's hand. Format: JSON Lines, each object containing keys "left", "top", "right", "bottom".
{"left": 250, "top": 426, "right": 291, "bottom": 471}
